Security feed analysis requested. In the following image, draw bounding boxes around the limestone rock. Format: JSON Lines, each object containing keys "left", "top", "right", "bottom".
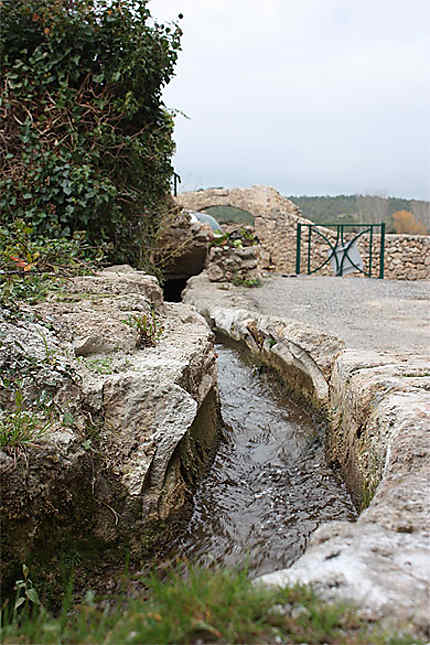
{"left": 184, "top": 272, "right": 430, "bottom": 638}
{"left": 255, "top": 350, "right": 430, "bottom": 637}
{"left": 1, "top": 268, "right": 220, "bottom": 587}
{"left": 256, "top": 522, "right": 430, "bottom": 633}
{"left": 183, "top": 272, "right": 344, "bottom": 408}
{"left": 177, "top": 186, "right": 430, "bottom": 280}
{"left": 206, "top": 230, "right": 262, "bottom": 284}
{"left": 155, "top": 209, "right": 214, "bottom": 279}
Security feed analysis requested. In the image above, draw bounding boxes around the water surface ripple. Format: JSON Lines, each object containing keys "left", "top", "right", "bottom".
{"left": 173, "top": 342, "right": 356, "bottom": 576}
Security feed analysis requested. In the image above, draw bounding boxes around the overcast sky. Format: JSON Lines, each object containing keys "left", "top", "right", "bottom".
{"left": 149, "top": 0, "right": 430, "bottom": 200}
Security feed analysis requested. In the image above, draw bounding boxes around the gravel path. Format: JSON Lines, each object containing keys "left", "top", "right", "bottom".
{"left": 243, "top": 275, "right": 430, "bottom": 354}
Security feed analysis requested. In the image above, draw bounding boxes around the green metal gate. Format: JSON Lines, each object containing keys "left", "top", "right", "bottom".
{"left": 295, "top": 223, "right": 385, "bottom": 278}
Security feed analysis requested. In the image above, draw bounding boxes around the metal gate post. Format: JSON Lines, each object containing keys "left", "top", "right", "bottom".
{"left": 379, "top": 223, "right": 385, "bottom": 279}
{"left": 368, "top": 225, "right": 374, "bottom": 277}
{"left": 173, "top": 172, "right": 181, "bottom": 197}
{"left": 295, "top": 223, "right": 302, "bottom": 274}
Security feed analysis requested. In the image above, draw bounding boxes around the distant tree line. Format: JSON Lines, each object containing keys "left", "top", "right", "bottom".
{"left": 202, "top": 206, "right": 254, "bottom": 226}
{"left": 288, "top": 195, "right": 430, "bottom": 234}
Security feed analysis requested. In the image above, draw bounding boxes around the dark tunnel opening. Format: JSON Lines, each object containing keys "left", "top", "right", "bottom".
{"left": 163, "top": 277, "right": 189, "bottom": 302}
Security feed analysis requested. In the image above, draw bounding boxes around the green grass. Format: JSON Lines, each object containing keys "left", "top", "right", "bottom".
{"left": 1, "top": 566, "right": 424, "bottom": 644}
{"left": 0, "top": 408, "right": 50, "bottom": 448}
{"left": 0, "top": 388, "right": 52, "bottom": 448}
{"left": 84, "top": 356, "right": 115, "bottom": 375}
{"left": 232, "top": 276, "right": 262, "bottom": 288}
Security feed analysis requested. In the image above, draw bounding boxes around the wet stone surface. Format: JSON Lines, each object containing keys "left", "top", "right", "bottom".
{"left": 169, "top": 342, "right": 357, "bottom": 576}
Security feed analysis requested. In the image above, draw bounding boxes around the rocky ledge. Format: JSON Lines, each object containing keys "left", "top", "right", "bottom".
{"left": 1, "top": 267, "right": 220, "bottom": 588}
{"left": 183, "top": 272, "right": 430, "bottom": 638}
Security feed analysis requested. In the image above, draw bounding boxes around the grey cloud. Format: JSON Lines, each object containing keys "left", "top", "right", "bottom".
{"left": 152, "top": 0, "right": 430, "bottom": 199}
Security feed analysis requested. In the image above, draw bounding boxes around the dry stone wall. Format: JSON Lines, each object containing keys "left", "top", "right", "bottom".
{"left": 176, "top": 186, "right": 430, "bottom": 281}
{"left": 206, "top": 227, "right": 262, "bottom": 284}
{"left": 384, "top": 234, "right": 430, "bottom": 279}
{"left": 207, "top": 245, "right": 262, "bottom": 284}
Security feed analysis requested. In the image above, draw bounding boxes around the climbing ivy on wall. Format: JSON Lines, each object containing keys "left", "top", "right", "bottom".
{"left": 0, "top": 0, "right": 182, "bottom": 266}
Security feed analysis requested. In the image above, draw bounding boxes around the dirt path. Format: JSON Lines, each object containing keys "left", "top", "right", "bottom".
{"left": 227, "top": 274, "right": 430, "bottom": 354}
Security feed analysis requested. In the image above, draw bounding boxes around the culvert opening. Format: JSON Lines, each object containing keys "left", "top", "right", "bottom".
{"left": 163, "top": 277, "right": 189, "bottom": 302}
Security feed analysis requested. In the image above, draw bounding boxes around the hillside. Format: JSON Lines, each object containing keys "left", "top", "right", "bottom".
{"left": 288, "top": 194, "right": 430, "bottom": 233}
{"left": 198, "top": 194, "right": 430, "bottom": 234}
{"left": 202, "top": 205, "right": 255, "bottom": 226}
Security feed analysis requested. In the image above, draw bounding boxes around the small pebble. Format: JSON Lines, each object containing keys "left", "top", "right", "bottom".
{"left": 269, "top": 603, "right": 290, "bottom": 616}
{"left": 291, "top": 604, "right": 311, "bottom": 620}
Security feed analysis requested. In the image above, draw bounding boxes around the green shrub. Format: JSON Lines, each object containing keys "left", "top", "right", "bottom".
{"left": 231, "top": 276, "right": 261, "bottom": 288}
{"left": 0, "top": 219, "right": 107, "bottom": 307}
{"left": 0, "top": 0, "right": 182, "bottom": 267}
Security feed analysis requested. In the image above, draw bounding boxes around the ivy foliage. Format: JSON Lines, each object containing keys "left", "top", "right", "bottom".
{"left": 0, "top": 218, "right": 108, "bottom": 309}
{"left": 0, "top": 0, "right": 182, "bottom": 265}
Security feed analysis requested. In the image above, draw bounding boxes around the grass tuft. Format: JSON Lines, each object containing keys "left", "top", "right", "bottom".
{"left": 0, "top": 566, "right": 425, "bottom": 645}
{"left": 0, "top": 388, "right": 52, "bottom": 448}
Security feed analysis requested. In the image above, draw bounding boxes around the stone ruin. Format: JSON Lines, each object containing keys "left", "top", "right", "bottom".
{"left": 176, "top": 186, "right": 430, "bottom": 281}
{"left": 206, "top": 226, "right": 262, "bottom": 285}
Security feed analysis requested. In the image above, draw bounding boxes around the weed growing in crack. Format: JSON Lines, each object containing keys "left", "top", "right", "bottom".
{"left": 84, "top": 356, "right": 114, "bottom": 375}
{"left": 0, "top": 387, "right": 52, "bottom": 448}
{"left": 12, "top": 564, "right": 42, "bottom": 614}
{"left": 122, "top": 311, "right": 164, "bottom": 349}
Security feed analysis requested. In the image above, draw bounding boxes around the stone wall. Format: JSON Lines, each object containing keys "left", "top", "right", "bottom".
{"left": 206, "top": 227, "right": 262, "bottom": 284}
{"left": 384, "top": 234, "right": 430, "bottom": 279}
{"left": 207, "top": 245, "right": 262, "bottom": 284}
{"left": 176, "top": 186, "right": 430, "bottom": 281}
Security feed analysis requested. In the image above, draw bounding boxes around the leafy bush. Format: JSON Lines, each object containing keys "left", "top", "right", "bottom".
{"left": 232, "top": 276, "right": 262, "bottom": 288}
{"left": 0, "top": 0, "right": 182, "bottom": 267}
{"left": 211, "top": 227, "right": 259, "bottom": 249}
{"left": 0, "top": 219, "right": 108, "bottom": 307}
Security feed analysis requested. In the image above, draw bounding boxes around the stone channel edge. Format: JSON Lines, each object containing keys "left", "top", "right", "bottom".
{"left": 183, "top": 281, "right": 430, "bottom": 638}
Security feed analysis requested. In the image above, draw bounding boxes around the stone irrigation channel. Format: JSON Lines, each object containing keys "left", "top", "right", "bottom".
{"left": 183, "top": 272, "right": 430, "bottom": 639}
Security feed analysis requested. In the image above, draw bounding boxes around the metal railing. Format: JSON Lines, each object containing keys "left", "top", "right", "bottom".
{"left": 172, "top": 172, "right": 181, "bottom": 197}
{"left": 295, "top": 222, "right": 385, "bottom": 278}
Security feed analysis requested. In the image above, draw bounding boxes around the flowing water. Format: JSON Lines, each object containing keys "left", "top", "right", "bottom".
{"left": 170, "top": 341, "right": 357, "bottom": 577}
